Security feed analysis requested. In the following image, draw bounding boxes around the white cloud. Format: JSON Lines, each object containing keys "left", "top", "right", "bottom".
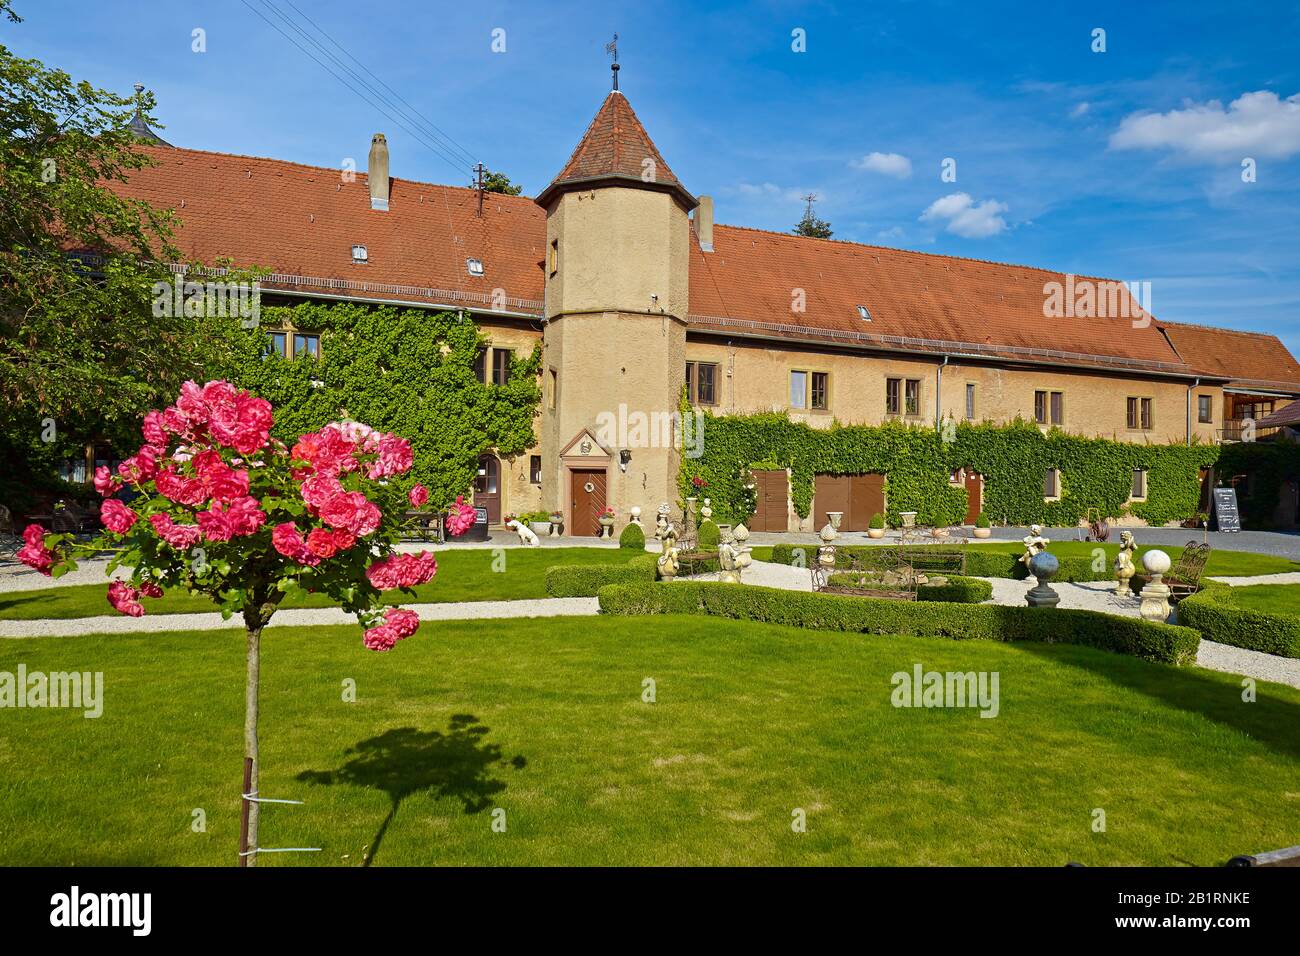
{"left": 1070, "top": 102, "right": 1091, "bottom": 119}
{"left": 731, "top": 182, "right": 814, "bottom": 203}
{"left": 1110, "top": 90, "right": 1300, "bottom": 159}
{"left": 876, "top": 226, "right": 905, "bottom": 241}
{"left": 850, "top": 151, "right": 913, "bottom": 178}
{"left": 919, "top": 192, "right": 1008, "bottom": 239}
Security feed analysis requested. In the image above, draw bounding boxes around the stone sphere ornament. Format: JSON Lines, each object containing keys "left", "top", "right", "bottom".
{"left": 1139, "top": 549, "right": 1173, "bottom": 623}
{"left": 1025, "top": 550, "right": 1060, "bottom": 608}
{"left": 1142, "top": 548, "right": 1172, "bottom": 577}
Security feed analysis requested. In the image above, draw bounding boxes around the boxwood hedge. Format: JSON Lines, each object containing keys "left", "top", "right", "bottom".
{"left": 545, "top": 555, "right": 657, "bottom": 597}
{"left": 769, "top": 543, "right": 1110, "bottom": 582}
{"left": 1178, "top": 586, "right": 1300, "bottom": 658}
{"left": 597, "top": 581, "right": 1200, "bottom": 665}
{"left": 826, "top": 573, "right": 993, "bottom": 603}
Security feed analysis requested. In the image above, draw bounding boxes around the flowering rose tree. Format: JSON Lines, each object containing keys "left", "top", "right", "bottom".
{"left": 19, "top": 380, "right": 477, "bottom": 866}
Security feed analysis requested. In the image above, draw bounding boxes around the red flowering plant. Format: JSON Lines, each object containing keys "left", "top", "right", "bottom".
{"left": 19, "top": 379, "right": 477, "bottom": 865}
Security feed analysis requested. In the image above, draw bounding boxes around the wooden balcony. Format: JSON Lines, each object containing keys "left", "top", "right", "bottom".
{"left": 1219, "top": 419, "right": 1280, "bottom": 442}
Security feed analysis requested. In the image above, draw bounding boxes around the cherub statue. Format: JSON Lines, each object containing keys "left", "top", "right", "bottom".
{"left": 1113, "top": 530, "right": 1137, "bottom": 595}
{"left": 657, "top": 522, "right": 681, "bottom": 580}
{"left": 1019, "top": 524, "right": 1049, "bottom": 567}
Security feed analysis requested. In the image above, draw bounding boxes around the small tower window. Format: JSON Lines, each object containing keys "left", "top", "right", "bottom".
{"left": 351, "top": 244, "right": 368, "bottom": 263}
{"left": 857, "top": 304, "right": 871, "bottom": 320}
{"left": 466, "top": 257, "right": 484, "bottom": 276}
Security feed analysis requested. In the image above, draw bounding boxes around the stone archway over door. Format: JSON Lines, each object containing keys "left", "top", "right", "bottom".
{"left": 569, "top": 469, "right": 607, "bottom": 537}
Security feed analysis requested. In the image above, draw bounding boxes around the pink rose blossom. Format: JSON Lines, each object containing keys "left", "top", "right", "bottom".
{"left": 271, "top": 522, "right": 318, "bottom": 566}
{"left": 197, "top": 496, "right": 266, "bottom": 542}
{"left": 149, "top": 513, "right": 203, "bottom": 550}
{"left": 16, "top": 524, "right": 56, "bottom": 576}
{"left": 117, "top": 444, "right": 160, "bottom": 484}
{"left": 320, "top": 491, "right": 381, "bottom": 536}
{"left": 365, "top": 551, "right": 437, "bottom": 591}
{"left": 408, "top": 483, "right": 429, "bottom": 508}
{"left": 142, "top": 409, "right": 168, "bottom": 447}
{"left": 107, "top": 581, "right": 145, "bottom": 617}
{"left": 100, "top": 499, "right": 138, "bottom": 534}
{"left": 139, "top": 581, "right": 164, "bottom": 599}
{"left": 305, "top": 527, "right": 340, "bottom": 559}
{"left": 367, "top": 434, "right": 414, "bottom": 478}
{"left": 445, "top": 495, "right": 477, "bottom": 536}
{"left": 93, "top": 465, "right": 122, "bottom": 497}
{"left": 301, "top": 473, "right": 344, "bottom": 512}
{"left": 155, "top": 467, "right": 208, "bottom": 507}
{"left": 362, "top": 608, "right": 421, "bottom": 652}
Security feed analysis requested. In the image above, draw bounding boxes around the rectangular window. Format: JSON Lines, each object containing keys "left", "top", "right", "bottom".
{"left": 1128, "top": 396, "right": 1154, "bottom": 430}
{"left": 886, "top": 378, "right": 901, "bottom": 415}
{"left": 1036, "top": 390, "right": 1063, "bottom": 425}
{"left": 1197, "top": 394, "right": 1212, "bottom": 424}
{"left": 965, "top": 383, "right": 976, "bottom": 420}
{"left": 264, "top": 331, "right": 287, "bottom": 359}
{"left": 529, "top": 455, "right": 542, "bottom": 485}
{"left": 790, "top": 370, "right": 808, "bottom": 410}
{"left": 810, "top": 372, "right": 829, "bottom": 410}
{"left": 491, "top": 347, "right": 512, "bottom": 386}
{"left": 549, "top": 239, "right": 559, "bottom": 277}
{"left": 293, "top": 333, "right": 319, "bottom": 360}
{"left": 1126, "top": 397, "right": 1139, "bottom": 430}
{"left": 685, "top": 361, "right": 718, "bottom": 406}
{"left": 904, "top": 378, "right": 920, "bottom": 416}
{"left": 1131, "top": 468, "right": 1147, "bottom": 500}
{"left": 1141, "top": 397, "right": 1153, "bottom": 431}
{"left": 1044, "top": 468, "right": 1060, "bottom": 499}
{"left": 548, "top": 369, "right": 557, "bottom": 409}
{"left": 474, "top": 348, "right": 487, "bottom": 384}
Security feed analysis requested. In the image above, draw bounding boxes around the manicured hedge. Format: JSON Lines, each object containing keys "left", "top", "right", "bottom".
{"left": 1178, "top": 586, "right": 1300, "bottom": 658}
{"left": 619, "top": 522, "right": 646, "bottom": 550}
{"left": 769, "top": 543, "right": 1111, "bottom": 582}
{"left": 545, "top": 555, "right": 657, "bottom": 597}
{"left": 826, "top": 573, "right": 993, "bottom": 603}
{"left": 597, "top": 582, "right": 1200, "bottom": 665}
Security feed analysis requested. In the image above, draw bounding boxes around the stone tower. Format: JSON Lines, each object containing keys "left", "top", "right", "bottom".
{"left": 535, "top": 90, "right": 695, "bottom": 536}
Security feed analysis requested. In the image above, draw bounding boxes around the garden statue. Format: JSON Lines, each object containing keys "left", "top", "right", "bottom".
{"left": 1019, "top": 524, "right": 1049, "bottom": 568}
{"left": 657, "top": 522, "right": 681, "bottom": 581}
{"left": 701, "top": 497, "right": 713, "bottom": 521}
{"left": 1113, "top": 530, "right": 1137, "bottom": 595}
{"left": 505, "top": 518, "right": 540, "bottom": 547}
{"left": 733, "top": 522, "right": 753, "bottom": 572}
{"left": 1139, "top": 549, "right": 1173, "bottom": 623}
{"left": 1025, "top": 551, "right": 1061, "bottom": 608}
{"left": 818, "top": 516, "right": 839, "bottom": 569}
{"left": 717, "top": 524, "right": 741, "bottom": 583}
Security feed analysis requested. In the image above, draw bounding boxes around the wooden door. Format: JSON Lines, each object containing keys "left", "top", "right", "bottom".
{"left": 474, "top": 454, "right": 501, "bottom": 524}
{"left": 815, "top": 473, "right": 885, "bottom": 531}
{"left": 751, "top": 469, "right": 788, "bottom": 532}
{"left": 569, "top": 468, "right": 607, "bottom": 537}
{"left": 963, "top": 470, "right": 983, "bottom": 524}
{"left": 849, "top": 473, "right": 886, "bottom": 530}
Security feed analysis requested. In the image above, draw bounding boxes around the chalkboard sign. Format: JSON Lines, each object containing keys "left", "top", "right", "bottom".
{"left": 455, "top": 507, "right": 490, "bottom": 542}
{"left": 1210, "top": 487, "right": 1241, "bottom": 533}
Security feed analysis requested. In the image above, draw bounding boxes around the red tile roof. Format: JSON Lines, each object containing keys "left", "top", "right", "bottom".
{"left": 114, "top": 145, "right": 547, "bottom": 314}
{"left": 535, "top": 92, "right": 694, "bottom": 209}
{"left": 1159, "top": 321, "right": 1300, "bottom": 391}
{"left": 108, "top": 132, "right": 1300, "bottom": 388}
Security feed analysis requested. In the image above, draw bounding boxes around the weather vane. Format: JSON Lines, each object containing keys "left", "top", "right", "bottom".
{"left": 605, "top": 33, "right": 619, "bottom": 90}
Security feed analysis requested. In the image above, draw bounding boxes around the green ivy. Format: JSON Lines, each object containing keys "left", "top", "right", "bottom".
{"left": 220, "top": 301, "right": 541, "bottom": 509}
{"left": 681, "top": 411, "right": 1219, "bottom": 528}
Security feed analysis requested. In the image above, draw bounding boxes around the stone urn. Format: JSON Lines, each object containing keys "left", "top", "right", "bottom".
{"left": 972, "top": 526, "right": 991, "bottom": 539}
{"left": 826, "top": 511, "right": 843, "bottom": 532}
{"left": 597, "top": 513, "right": 615, "bottom": 539}
{"left": 529, "top": 519, "right": 552, "bottom": 538}
{"left": 1025, "top": 551, "right": 1060, "bottom": 608}
{"left": 548, "top": 512, "right": 563, "bottom": 537}
{"left": 1139, "top": 549, "right": 1173, "bottom": 623}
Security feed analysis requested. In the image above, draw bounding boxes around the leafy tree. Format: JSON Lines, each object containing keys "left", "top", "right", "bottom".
{"left": 19, "top": 379, "right": 477, "bottom": 865}
{"left": 481, "top": 169, "right": 523, "bottom": 196}
{"left": 793, "top": 210, "right": 833, "bottom": 239}
{"left": 0, "top": 16, "right": 244, "bottom": 436}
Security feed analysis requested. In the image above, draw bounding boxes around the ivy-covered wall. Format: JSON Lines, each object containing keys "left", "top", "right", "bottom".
{"left": 222, "top": 301, "right": 541, "bottom": 509}
{"left": 679, "top": 411, "right": 1221, "bottom": 528}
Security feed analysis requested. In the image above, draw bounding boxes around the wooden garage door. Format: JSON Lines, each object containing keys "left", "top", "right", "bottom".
{"left": 814, "top": 473, "right": 885, "bottom": 532}
{"left": 750, "top": 469, "right": 789, "bottom": 532}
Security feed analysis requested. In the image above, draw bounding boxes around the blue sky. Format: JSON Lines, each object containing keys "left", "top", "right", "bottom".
{"left": 7, "top": 0, "right": 1300, "bottom": 349}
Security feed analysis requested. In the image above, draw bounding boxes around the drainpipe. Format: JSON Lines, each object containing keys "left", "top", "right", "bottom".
{"left": 936, "top": 355, "right": 950, "bottom": 427}
{"left": 1185, "top": 378, "right": 1200, "bottom": 446}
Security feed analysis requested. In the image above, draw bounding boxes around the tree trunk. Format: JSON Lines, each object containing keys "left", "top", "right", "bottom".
{"left": 239, "top": 623, "right": 261, "bottom": 867}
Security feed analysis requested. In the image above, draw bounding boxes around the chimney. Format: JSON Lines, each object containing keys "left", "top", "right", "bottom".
{"left": 693, "top": 195, "right": 713, "bottom": 252}
{"left": 368, "top": 133, "right": 389, "bottom": 211}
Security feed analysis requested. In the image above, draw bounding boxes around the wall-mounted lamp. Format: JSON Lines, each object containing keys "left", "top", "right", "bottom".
{"left": 619, "top": 449, "right": 632, "bottom": 472}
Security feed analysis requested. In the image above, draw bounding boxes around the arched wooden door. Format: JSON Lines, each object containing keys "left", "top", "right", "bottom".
{"left": 474, "top": 454, "right": 501, "bottom": 524}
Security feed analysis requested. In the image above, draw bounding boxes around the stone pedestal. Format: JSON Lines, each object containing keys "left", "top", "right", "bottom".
{"left": 1025, "top": 551, "right": 1060, "bottom": 608}
{"left": 1139, "top": 549, "right": 1172, "bottom": 623}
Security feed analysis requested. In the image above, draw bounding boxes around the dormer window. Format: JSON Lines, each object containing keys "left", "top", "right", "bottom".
{"left": 466, "top": 258, "right": 484, "bottom": 276}
{"left": 857, "top": 304, "right": 871, "bottom": 320}
{"left": 351, "top": 244, "right": 368, "bottom": 264}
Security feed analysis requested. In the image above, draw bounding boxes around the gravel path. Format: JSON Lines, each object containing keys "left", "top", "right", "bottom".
{"left": 0, "top": 597, "right": 597, "bottom": 639}
{"left": 1206, "top": 572, "right": 1300, "bottom": 587}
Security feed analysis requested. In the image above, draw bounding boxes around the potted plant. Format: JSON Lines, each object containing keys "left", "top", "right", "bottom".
{"left": 973, "top": 511, "right": 992, "bottom": 538}
{"left": 597, "top": 506, "right": 616, "bottom": 539}
{"left": 523, "top": 510, "right": 552, "bottom": 537}
{"left": 867, "top": 513, "right": 886, "bottom": 539}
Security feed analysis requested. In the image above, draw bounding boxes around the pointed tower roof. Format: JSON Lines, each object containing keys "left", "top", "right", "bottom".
{"left": 535, "top": 91, "right": 694, "bottom": 210}
{"left": 126, "top": 84, "right": 171, "bottom": 147}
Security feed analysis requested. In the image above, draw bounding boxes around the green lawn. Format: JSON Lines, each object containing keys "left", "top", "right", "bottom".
{"left": 1221, "top": 583, "right": 1300, "bottom": 616}
{"left": 964, "top": 540, "right": 1300, "bottom": 577}
{"left": 0, "top": 547, "right": 637, "bottom": 620}
{"left": 1, "top": 616, "right": 1297, "bottom": 866}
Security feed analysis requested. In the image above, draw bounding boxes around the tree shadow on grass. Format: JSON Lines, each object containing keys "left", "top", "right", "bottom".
{"left": 1013, "top": 639, "right": 1300, "bottom": 763}
{"left": 297, "top": 714, "right": 526, "bottom": 866}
